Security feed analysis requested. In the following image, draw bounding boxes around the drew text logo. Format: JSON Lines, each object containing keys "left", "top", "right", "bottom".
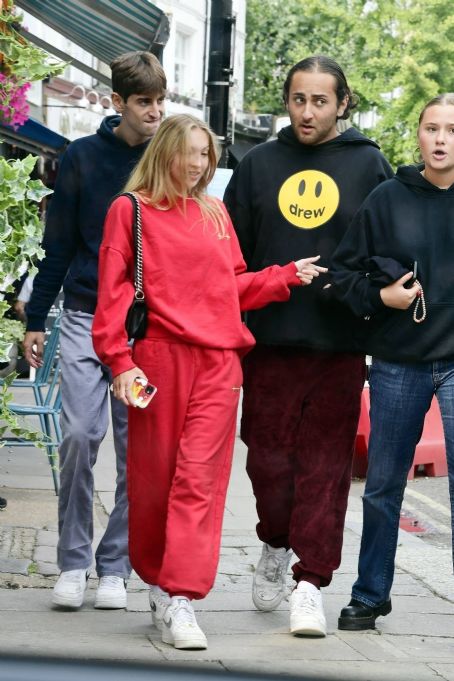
{"left": 278, "top": 170, "right": 339, "bottom": 229}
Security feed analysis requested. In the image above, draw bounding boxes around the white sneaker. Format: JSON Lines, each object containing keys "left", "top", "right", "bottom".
{"left": 252, "top": 543, "right": 293, "bottom": 611}
{"left": 161, "top": 597, "right": 207, "bottom": 650}
{"left": 149, "top": 585, "right": 171, "bottom": 631}
{"left": 52, "top": 569, "right": 89, "bottom": 608}
{"left": 290, "top": 581, "right": 327, "bottom": 637}
{"left": 94, "top": 576, "right": 127, "bottom": 609}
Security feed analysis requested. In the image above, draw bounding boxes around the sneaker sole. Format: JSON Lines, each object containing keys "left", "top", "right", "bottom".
{"left": 252, "top": 589, "right": 286, "bottom": 612}
{"left": 172, "top": 638, "right": 207, "bottom": 650}
{"left": 52, "top": 593, "right": 85, "bottom": 609}
{"left": 290, "top": 615, "right": 327, "bottom": 637}
{"left": 94, "top": 596, "right": 127, "bottom": 609}
{"left": 162, "top": 629, "right": 207, "bottom": 650}
{"left": 291, "top": 625, "right": 327, "bottom": 637}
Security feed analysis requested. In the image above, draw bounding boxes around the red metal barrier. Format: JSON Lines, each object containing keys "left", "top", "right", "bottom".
{"left": 353, "top": 386, "right": 447, "bottom": 480}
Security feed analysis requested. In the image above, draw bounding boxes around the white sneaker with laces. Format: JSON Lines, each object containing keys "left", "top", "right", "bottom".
{"left": 290, "top": 580, "right": 327, "bottom": 637}
{"left": 149, "top": 585, "right": 171, "bottom": 631}
{"left": 161, "top": 597, "right": 207, "bottom": 650}
{"left": 252, "top": 543, "right": 293, "bottom": 611}
{"left": 94, "top": 576, "right": 127, "bottom": 609}
{"left": 52, "top": 569, "right": 89, "bottom": 608}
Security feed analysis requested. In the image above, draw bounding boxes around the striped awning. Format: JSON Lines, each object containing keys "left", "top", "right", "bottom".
{"left": 15, "top": 0, "right": 169, "bottom": 65}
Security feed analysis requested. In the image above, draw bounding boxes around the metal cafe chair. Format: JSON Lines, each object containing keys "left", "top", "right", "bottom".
{"left": 0, "top": 313, "right": 62, "bottom": 495}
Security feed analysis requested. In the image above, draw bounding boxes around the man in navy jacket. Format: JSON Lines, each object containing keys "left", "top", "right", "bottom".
{"left": 24, "top": 51, "right": 167, "bottom": 610}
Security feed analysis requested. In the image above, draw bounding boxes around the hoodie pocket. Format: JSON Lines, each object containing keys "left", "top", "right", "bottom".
{"left": 371, "top": 303, "right": 454, "bottom": 360}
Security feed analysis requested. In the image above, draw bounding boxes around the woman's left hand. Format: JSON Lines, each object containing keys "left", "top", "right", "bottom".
{"left": 380, "top": 272, "right": 421, "bottom": 309}
{"left": 112, "top": 367, "right": 148, "bottom": 407}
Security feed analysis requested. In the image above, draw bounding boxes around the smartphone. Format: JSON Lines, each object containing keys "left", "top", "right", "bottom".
{"left": 131, "top": 377, "right": 157, "bottom": 409}
{"left": 404, "top": 261, "right": 418, "bottom": 288}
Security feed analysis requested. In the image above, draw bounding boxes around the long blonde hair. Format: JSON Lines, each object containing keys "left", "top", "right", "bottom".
{"left": 124, "top": 114, "right": 228, "bottom": 237}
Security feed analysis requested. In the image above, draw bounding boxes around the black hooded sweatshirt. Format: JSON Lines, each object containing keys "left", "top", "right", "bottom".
{"left": 330, "top": 164, "right": 454, "bottom": 362}
{"left": 223, "top": 125, "right": 393, "bottom": 352}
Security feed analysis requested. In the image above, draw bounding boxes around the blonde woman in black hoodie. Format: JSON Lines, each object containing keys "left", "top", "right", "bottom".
{"left": 331, "top": 94, "right": 454, "bottom": 631}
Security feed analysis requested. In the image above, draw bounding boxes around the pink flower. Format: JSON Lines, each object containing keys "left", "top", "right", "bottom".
{"left": 0, "top": 75, "right": 31, "bottom": 130}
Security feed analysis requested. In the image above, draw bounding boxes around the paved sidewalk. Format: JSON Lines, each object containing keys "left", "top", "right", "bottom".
{"left": 1, "top": 415, "right": 454, "bottom": 680}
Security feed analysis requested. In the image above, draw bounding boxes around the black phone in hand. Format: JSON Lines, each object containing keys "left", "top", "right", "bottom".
{"left": 403, "top": 261, "right": 418, "bottom": 288}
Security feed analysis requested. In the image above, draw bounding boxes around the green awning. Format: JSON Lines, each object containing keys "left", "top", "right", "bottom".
{"left": 15, "top": 0, "right": 169, "bottom": 71}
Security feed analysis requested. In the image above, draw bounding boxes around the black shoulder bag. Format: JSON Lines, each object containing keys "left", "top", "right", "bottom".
{"left": 123, "top": 192, "right": 148, "bottom": 340}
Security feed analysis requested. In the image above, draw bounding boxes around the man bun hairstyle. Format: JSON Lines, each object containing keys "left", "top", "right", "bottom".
{"left": 283, "top": 55, "right": 358, "bottom": 120}
{"left": 110, "top": 51, "right": 167, "bottom": 101}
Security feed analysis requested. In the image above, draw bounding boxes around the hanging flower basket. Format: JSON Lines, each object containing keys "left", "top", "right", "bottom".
{"left": 0, "top": 1, "right": 65, "bottom": 128}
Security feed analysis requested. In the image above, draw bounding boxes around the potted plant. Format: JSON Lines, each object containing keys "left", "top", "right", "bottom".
{"left": 0, "top": 0, "right": 65, "bottom": 362}
{"left": 0, "top": 153, "right": 53, "bottom": 442}
{"left": 0, "top": 1, "right": 65, "bottom": 441}
{"left": 0, "top": 152, "right": 52, "bottom": 349}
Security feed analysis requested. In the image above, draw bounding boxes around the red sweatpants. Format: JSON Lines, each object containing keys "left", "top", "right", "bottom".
{"left": 128, "top": 339, "right": 242, "bottom": 600}
{"left": 241, "top": 345, "right": 366, "bottom": 588}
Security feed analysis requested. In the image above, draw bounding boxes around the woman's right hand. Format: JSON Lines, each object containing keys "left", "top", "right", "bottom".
{"left": 294, "top": 255, "right": 328, "bottom": 286}
{"left": 380, "top": 272, "right": 421, "bottom": 309}
{"left": 112, "top": 367, "right": 148, "bottom": 407}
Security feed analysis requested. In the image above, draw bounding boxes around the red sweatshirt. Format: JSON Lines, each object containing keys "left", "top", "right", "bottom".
{"left": 93, "top": 195, "right": 299, "bottom": 377}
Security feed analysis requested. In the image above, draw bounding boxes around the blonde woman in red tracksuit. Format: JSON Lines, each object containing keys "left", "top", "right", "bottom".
{"left": 92, "top": 113, "right": 326, "bottom": 651}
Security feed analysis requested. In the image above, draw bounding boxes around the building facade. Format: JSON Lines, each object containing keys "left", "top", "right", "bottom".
{"left": 18, "top": 1, "right": 246, "bottom": 142}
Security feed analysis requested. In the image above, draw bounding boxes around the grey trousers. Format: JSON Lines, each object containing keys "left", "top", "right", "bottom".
{"left": 57, "top": 310, "right": 130, "bottom": 578}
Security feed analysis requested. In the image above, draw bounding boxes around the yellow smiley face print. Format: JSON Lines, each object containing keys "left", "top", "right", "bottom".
{"left": 278, "top": 170, "right": 340, "bottom": 229}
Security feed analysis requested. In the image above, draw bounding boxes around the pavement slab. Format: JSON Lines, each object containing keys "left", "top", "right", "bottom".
{"left": 431, "top": 664, "right": 454, "bottom": 681}
{"left": 1, "top": 432, "right": 454, "bottom": 681}
{"left": 223, "top": 660, "right": 445, "bottom": 680}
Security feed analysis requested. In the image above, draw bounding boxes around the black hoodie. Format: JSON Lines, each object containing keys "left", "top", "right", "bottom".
{"left": 331, "top": 164, "right": 454, "bottom": 361}
{"left": 223, "top": 125, "right": 393, "bottom": 351}
{"left": 26, "top": 116, "right": 150, "bottom": 331}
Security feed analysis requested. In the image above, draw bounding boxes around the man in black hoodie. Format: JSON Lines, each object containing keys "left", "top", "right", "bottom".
{"left": 23, "top": 51, "right": 167, "bottom": 611}
{"left": 224, "top": 55, "right": 393, "bottom": 636}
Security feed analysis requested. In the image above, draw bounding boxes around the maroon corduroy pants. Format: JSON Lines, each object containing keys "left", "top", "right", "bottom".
{"left": 241, "top": 345, "right": 365, "bottom": 587}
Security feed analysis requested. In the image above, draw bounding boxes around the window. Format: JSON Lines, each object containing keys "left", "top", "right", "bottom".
{"left": 174, "top": 30, "right": 190, "bottom": 95}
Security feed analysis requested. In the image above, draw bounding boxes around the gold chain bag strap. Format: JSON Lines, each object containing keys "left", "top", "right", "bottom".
{"left": 123, "top": 192, "right": 147, "bottom": 340}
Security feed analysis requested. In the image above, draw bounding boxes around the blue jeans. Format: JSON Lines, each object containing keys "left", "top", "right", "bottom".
{"left": 352, "top": 358, "right": 454, "bottom": 607}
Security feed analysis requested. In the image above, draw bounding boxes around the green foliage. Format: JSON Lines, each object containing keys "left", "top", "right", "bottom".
{"left": 0, "top": 316, "right": 24, "bottom": 345}
{"left": 0, "top": 155, "right": 51, "bottom": 358}
{"left": 0, "top": 154, "right": 51, "bottom": 447}
{"left": 0, "top": 9, "right": 65, "bottom": 85}
{"left": 245, "top": 0, "right": 305, "bottom": 113}
{"left": 244, "top": 0, "right": 454, "bottom": 167}
{"left": 373, "top": 0, "right": 454, "bottom": 166}
{"left": 0, "top": 371, "right": 52, "bottom": 450}
{"left": 0, "top": 4, "right": 58, "bottom": 448}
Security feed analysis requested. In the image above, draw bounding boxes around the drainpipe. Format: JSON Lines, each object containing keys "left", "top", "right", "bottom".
{"left": 205, "top": 0, "right": 235, "bottom": 167}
